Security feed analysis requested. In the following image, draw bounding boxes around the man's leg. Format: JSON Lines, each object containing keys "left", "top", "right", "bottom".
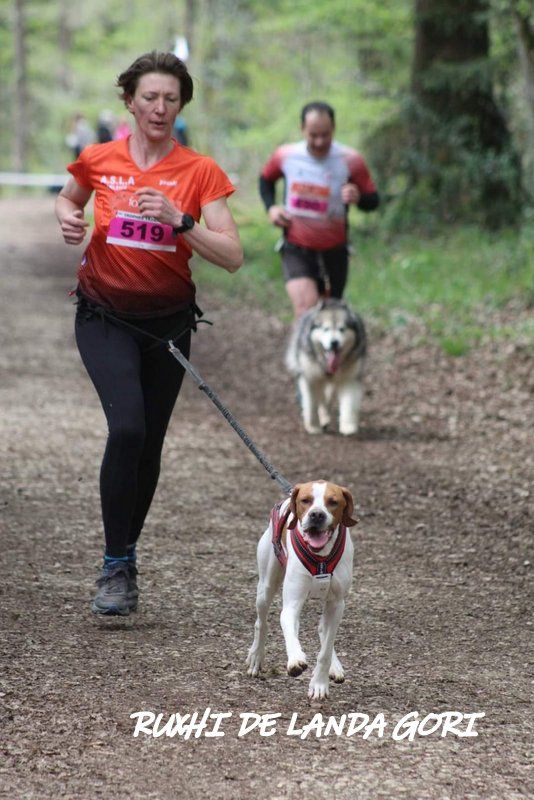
{"left": 285, "top": 277, "right": 320, "bottom": 318}
{"left": 282, "top": 245, "right": 321, "bottom": 318}
{"left": 323, "top": 246, "right": 349, "bottom": 299}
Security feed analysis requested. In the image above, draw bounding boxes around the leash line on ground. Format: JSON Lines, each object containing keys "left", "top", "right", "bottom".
{"left": 168, "top": 341, "right": 293, "bottom": 496}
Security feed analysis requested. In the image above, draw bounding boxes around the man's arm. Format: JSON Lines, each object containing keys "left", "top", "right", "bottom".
{"left": 259, "top": 175, "right": 276, "bottom": 211}
{"left": 345, "top": 151, "right": 380, "bottom": 213}
{"left": 259, "top": 174, "right": 292, "bottom": 229}
{"left": 357, "top": 191, "right": 380, "bottom": 212}
{"left": 260, "top": 149, "right": 292, "bottom": 229}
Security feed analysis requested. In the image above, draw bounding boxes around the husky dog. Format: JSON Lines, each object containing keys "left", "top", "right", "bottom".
{"left": 286, "top": 299, "right": 366, "bottom": 435}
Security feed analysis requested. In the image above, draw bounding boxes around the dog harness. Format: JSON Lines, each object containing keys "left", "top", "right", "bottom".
{"left": 270, "top": 501, "right": 347, "bottom": 576}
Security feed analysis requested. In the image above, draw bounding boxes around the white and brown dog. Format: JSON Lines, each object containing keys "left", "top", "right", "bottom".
{"left": 246, "top": 480, "right": 357, "bottom": 700}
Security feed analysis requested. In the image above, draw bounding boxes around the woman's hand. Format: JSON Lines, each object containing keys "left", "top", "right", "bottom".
{"left": 58, "top": 209, "right": 90, "bottom": 245}
{"left": 56, "top": 178, "right": 92, "bottom": 245}
{"left": 135, "top": 187, "right": 183, "bottom": 227}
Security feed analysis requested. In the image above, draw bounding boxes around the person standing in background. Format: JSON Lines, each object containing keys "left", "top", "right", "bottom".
{"left": 96, "top": 110, "right": 115, "bottom": 143}
{"left": 65, "top": 113, "right": 95, "bottom": 159}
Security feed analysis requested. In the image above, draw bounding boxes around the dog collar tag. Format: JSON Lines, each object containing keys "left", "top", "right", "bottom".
{"left": 309, "top": 573, "right": 332, "bottom": 601}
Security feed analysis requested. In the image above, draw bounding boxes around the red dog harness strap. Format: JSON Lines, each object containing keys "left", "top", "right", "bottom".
{"left": 271, "top": 501, "right": 291, "bottom": 568}
{"left": 270, "top": 501, "right": 347, "bottom": 575}
{"left": 290, "top": 526, "right": 346, "bottom": 576}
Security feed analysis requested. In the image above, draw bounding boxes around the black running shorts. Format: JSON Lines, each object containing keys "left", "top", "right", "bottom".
{"left": 281, "top": 242, "right": 349, "bottom": 298}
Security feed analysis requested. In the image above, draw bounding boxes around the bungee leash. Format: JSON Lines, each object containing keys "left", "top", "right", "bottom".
{"left": 75, "top": 295, "right": 293, "bottom": 495}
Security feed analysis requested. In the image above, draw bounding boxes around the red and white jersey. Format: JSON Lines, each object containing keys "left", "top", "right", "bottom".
{"left": 261, "top": 141, "right": 377, "bottom": 250}
{"left": 68, "top": 138, "right": 235, "bottom": 314}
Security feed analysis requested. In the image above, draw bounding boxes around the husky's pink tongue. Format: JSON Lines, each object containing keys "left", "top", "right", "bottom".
{"left": 304, "top": 529, "right": 330, "bottom": 549}
{"left": 326, "top": 351, "right": 341, "bottom": 374}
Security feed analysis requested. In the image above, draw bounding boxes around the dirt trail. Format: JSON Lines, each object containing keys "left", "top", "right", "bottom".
{"left": 0, "top": 197, "right": 532, "bottom": 799}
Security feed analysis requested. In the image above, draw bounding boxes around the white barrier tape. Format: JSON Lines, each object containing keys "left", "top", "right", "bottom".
{"left": 0, "top": 172, "right": 68, "bottom": 187}
{"left": 0, "top": 172, "right": 238, "bottom": 188}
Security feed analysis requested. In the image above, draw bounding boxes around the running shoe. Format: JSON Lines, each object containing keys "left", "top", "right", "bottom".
{"left": 127, "top": 562, "right": 139, "bottom": 612}
{"left": 91, "top": 562, "right": 130, "bottom": 616}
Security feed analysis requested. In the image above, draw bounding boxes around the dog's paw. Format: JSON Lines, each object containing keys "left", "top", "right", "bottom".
{"left": 329, "top": 667, "right": 345, "bottom": 684}
{"left": 339, "top": 422, "right": 358, "bottom": 436}
{"left": 318, "top": 408, "right": 331, "bottom": 429}
{"left": 287, "top": 658, "right": 308, "bottom": 677}
{"left": 329, "top": 654, "right": 345, "bottom": 683}
{"left": 303, "top": 423, "right": 323, "bottom": 435}
{"left": 308, "top": 678, "right": 330, "bottom": 700}
{"left": 246, "top": 650, "right": 264, "bottom": 677}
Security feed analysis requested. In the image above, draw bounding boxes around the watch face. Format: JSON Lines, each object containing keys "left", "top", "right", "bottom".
{"left": 174, "top": 214, "right": 194, "bottom": 234}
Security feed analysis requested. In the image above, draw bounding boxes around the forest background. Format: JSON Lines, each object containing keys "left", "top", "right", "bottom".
{"left": 1, "top": 0, "right": 533, "bottom": 354}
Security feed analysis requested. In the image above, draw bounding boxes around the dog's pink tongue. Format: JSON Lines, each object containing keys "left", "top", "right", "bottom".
{"left": 307, "top": 530, "right": 330, "bottom": 550}
{"left": 326, "top": 352, "right": 341, "bottom": 374}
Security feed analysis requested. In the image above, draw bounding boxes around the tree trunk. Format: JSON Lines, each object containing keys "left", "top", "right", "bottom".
{"left": 411, "top": 0, "right": 522, "bottom": 227}
{"left": 58, "top": 0, "right": 72, "bottom": 92}
{"left": 13, "top": 0, "right": 28, "bottom": 172}
{"left": 514, "top": 7, "right": 534, "bottom": 175}
{"left": 184, "top": 0, "right": 196, "bottom": 56}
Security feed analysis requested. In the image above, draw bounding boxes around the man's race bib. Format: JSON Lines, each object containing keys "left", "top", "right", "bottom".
{"left": 287, "top": 180, "right": 331, "bottom": 219}
{"left": 106, "top": 211, "right": 177, "bottom": 252}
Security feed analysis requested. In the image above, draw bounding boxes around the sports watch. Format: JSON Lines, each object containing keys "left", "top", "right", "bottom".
{"left": 172, "top": 213, "right": 195, "bottom": 235}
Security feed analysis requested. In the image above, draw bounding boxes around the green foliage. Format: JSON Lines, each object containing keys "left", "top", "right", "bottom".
{"left": 4, "top": 0, "right": 531, "bottom": 227}
{"left": 3, "top": 0, "right": 532, "bottom": 354}
{"left": 196, "top": 203, "right": 534, "bottom": 355}
{"left": 365, "top": 0, "right": 527, "bottom": 230}
{"left": 2, "top": 0, "right": 182, "bottom": 171}
{"left": 2, "top": 0, "right": 412, "bottom": 180}
{"left": 367, "top": 91, "right": 524, "bottom": 232}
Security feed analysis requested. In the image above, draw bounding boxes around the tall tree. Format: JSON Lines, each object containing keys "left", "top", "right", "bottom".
{"left": 513, "top": 2, "right": 534, "bottom": 176}
{"left": 57, "top": 0, "right": 72, "bottom": 92}
{"left": 13, "top": 0, "right": 29, "bottom": 171}
{"left": 410, "top": 0, "right": 522, "bottom": 227}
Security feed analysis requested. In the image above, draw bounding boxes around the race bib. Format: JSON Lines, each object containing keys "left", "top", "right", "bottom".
{"left": 287, "top": 180, "right": 331, "bottom": 219}
{"left": 106, "top": 211, "right": 177, "bottom": 252}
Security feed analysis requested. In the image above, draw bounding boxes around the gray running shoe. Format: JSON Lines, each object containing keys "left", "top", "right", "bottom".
{"left": 91, "top": 562, "right": 130, "bottom": 616}
{"left": 127, "top": 562, "right": 139, "bottom": 612}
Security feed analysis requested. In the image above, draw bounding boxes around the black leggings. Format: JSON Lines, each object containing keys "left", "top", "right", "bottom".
{"left": 75, "top": 303, "right": 192, "bottom": 558}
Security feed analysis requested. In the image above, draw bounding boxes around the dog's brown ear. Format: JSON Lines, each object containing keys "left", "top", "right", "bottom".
{"left": 341, "top": 488, "right": 358, "bottom": 527}
{"left": 288, "top": 484, "right": 301, "bottom": 529}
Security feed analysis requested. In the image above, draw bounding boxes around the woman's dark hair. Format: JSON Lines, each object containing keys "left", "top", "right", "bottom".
{"left": 116, "top": 51, "right": 193, "bottom": 108}
{"left": 300, "top": 101, "right": 335, "bottom": 126}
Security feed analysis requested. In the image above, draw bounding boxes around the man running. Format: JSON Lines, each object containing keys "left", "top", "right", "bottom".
{"left": 259, "top": 102, "right": 379, "bottom": 318}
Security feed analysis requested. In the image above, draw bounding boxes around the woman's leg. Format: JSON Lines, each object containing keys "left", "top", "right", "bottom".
{"left": 127, "top": 328, "right": 191, "bottom": 547}
{"left": 75, "top": 313, "right": 146, "bottom": 558}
